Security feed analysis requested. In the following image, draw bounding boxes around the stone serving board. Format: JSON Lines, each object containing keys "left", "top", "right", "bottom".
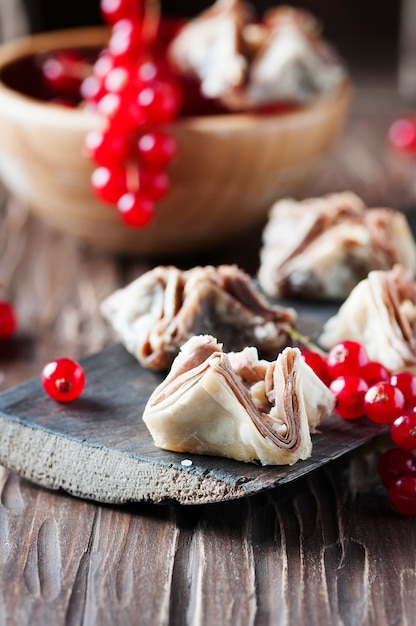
{"left": 0, "top": 304, "right": 386, "bottom": 505}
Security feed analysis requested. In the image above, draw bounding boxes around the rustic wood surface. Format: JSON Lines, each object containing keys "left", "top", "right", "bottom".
{"left": 1, "top": 46, "right": 416, "bottom": 625}
{"left": 0, "top": 343, "right": 387, "bottom": 506}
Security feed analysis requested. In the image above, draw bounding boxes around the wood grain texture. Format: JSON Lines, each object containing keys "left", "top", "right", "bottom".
{"left": 1, "top": 45, "right": 416, "bottom": 625}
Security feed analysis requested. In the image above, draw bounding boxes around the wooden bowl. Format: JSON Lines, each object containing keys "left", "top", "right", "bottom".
{"left": 0, "top": 27, "right": 351, "bottom": 256}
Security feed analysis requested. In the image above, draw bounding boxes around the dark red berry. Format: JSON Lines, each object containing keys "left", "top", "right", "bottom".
{"left": 388, "top": 476, "right": 416, "bottom": 515}
{"left": 377, "top": 448, "right": 416, "bottom": 486}
{"left": 139, "top": 168, "right": 170, "bottom": 201}
{"left": 41, "top": 49, "right": 87, "bottom": 97}
{"left": 326, "top": 341, "right": 370, "bottom": 380}
{"left": 135, "top": 78, "right": 182, "bottom": 124}
{"left": 299, "top": 348, "right": 330, "bottom": 385}
{"left": 85, "top": 129, "right": 131, "bottom": 165}
{"left": 117, "top": 192, "right": 155, "bottom": 227}
{"left": 391, "top": 412, "right": 416, "bottom": 450}
{"left": 91, "top": 166, "right": 127, "bottom": 204}
{"left": 100, "top": 0, "right": 141, "bottom": 26}
{"left": 362, "top": 360, "right": 390, "bottom": 386}
{"left": 136, "top": 130, "right": 177, "bottom": 168}
{"left": 388, "top": 116, "right": 416, "bottom": 154}
{"left": 390, "top": 371, "right": 416, "bottom": 409}
{"left": 363, "top": 382, "right": 405, "bottom": 424}
{"left": 41, "top": 358, "right": 85, "bottom": 402}
{"left": 108, "top": 18, "right": 143, "bottom": 63}
{"left": 329, "top": 375, "right": 368, "bottom": 420}
{"left": 0, "top": 301, "right": 17, "bottom": 339}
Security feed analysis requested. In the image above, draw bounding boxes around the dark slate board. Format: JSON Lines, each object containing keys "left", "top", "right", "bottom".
{"left": 0, "top": 304, "right": 386, "bottom": 505}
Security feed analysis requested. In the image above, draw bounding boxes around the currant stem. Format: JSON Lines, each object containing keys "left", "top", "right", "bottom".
{"left": 142, "top": 0, "right": 161, "bottom": 48}
{"left": 284, "top": 324, "right": 327, "bottom": 356}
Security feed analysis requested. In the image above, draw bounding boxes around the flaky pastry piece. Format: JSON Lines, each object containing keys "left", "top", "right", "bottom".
{"left": 258, "top": 192, "right": 416, "bottom": 301}
{"left": 168, "top": 1, "right": 346, "bottom": 110}
{"left": 319, "top": 265, "right": 416, "bottom": 373}
{"left": 238, "top": 6, "right": 346, "bottom": 109}
{"left": 142, "top": 335, "right": 335, "bottom": 465}
{"left": 167, "top": 0, "right": 253, "bottom": 102}
{"left": 100, "top": 264, "right": 296, "bottom": 371}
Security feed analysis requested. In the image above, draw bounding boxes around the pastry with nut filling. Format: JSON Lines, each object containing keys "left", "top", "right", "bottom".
{"left": 168, "top": 0, "right": 346, "bottom": 110}
{"left": 258, "top": 192, "right": 416, "bottom": 301}
{"left": 142, "top": 334, "right": 335, "bottom": 465}
{"left": 101, "top": 264, "right": 296, "bottom": 371}
{"left": 319, "top": 265, "right": 416, "bottom": 373}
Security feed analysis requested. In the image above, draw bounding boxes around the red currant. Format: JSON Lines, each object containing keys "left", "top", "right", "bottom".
{"left": 80, "top": 74, "right": 106, "bottom": 105}
{"left": 108, "top": 19, "right": 143, "bottom": 63}
{"left": 135, "top": 78, "right": 182, "bottom": 125}
{"left": 326, "top": 341, "right": 370, "bottom": 380}
{"left": 0, "top": 301, "right": 17, "bottom": 339}
{"left": 377, "top": 448, "right": 416, "bottom": 486}
{"left": 363, "top": 382, "right": 405, "bottom": 424}
{"left": 391, "top": 412, "right": 416, "bottom": 450}
{"left": 85, "top": 129, "right": 131, "bottom": 165}
{"left": 109, "top": 92, "right": 148, "bottom": 132}
{"left": 390, "top": 371, "right": 416, "bottom": 409}
{"left": 41, "top": 358, "right": 85, "bottom": 402}
{"left": 91, "top": 166, "right": 127, "bottom": 204}
{"left": 117, "top": 192, "right": 155, "bottom": 227}
{"left": 104, "top": 65, "right": 130, "bottom": 94}
{"left": 136, "top": 130, "right": 177, "bottom": 168}
{"left": 100, "top": 0, "right": 141, "bottom": 25}
{"left": 41, "top": 50, "right": 87, "bottom": 97}
{"left": 136, "top": 59, "right": 160, "bottom": 83}
{"left": 299, "top": 348, "right": 330, "bottom": 385}
{"left": 388, "top": 116, "right": 416, "bottom": 154}
{"left": 93, "top": 51, "right": 117, "bottom": 79}
{"left": 362, "top": 360, "right": 390, "bottom": 386}
{"left": 329, "top": 376, "right": 368, "bottom": 420}
{"left": 139, "top": 168, "right": 170, "bottom": 201}
{"left": 82, "top": 8, "right": 183, "bottom": 227}
{"left": 388, "top": 476, "right": 416, "bottom": 515}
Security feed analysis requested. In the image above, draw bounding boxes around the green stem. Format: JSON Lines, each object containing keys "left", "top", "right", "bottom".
{"left": 283, "top": 324, "right": 327, "bottom": 357}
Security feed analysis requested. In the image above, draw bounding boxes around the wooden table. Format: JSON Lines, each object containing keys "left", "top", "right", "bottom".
{"left": 1, "top": 56, "right": 416, "bottom": 625}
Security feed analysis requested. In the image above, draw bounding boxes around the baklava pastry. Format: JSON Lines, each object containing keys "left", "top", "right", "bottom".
{"left": 142, "top": 335, "right": 335, "bottom": 465}
{"left": 100, "top": 264, "right": 296, "bottom": 371}
{"left": 167, "top": 0, "right": 253, "bottom": 104}
{"left": 168, "top": 0, "right": 346, "bottom": 110}
{"left": 319, "top": 265, "right": 416, "bottom": 373}
{"left": 258, "top": 192, "right": 416, "bottom": 300}
{"left": 241, "top": 6, "right": 346, "bottom": 108}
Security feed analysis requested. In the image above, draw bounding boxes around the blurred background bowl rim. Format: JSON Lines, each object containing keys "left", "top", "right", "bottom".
{"left": 0, "top": 25, "right": 351, "bottom": 133}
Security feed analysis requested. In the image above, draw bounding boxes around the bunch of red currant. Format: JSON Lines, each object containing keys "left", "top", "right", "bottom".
{"left": 40, "top": 0, "right": 183, "bottom": 228}
{"left": 84, "top": 0, "right": 183, "bottom": 227}
{"left": 302, "top": 340, "right": 416, "bottom": 515}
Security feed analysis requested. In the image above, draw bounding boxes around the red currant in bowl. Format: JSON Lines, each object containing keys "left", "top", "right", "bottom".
{"left": 0, "top": 26, "right": 350, "bottom": 255}
{"left": 41, "top": 358, "right": 86, "bottom": 403}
